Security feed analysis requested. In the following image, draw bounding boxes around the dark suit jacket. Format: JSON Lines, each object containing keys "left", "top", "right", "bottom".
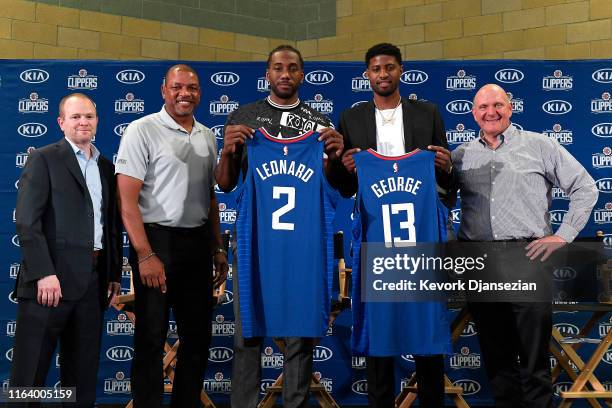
{"left": 15, "top": 138, "right": 121, "bottom": 307}
{"left": 331, "top": 97, "right": 455, "bottom": 206}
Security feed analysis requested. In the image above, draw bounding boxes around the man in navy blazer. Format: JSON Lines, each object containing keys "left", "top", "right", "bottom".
{"left": 10, "top": 93, "right": 122, "bottom": 407}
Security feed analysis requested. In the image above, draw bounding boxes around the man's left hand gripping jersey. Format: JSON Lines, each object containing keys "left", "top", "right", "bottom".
{"left": 351, "top": 149, "right": 452, "bottom": 356}
{"left": 236, "top": 128, "right": 338, "bottom": 338}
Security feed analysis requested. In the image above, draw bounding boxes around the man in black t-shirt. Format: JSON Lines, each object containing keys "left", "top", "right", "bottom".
{"left": 215, "top": 45, "right": 343, "bottom": 408}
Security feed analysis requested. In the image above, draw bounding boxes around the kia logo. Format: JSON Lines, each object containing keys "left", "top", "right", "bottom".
{"left": 494, "top": 69, "right": 524, "bottom": 83}
{"left": 17, "top": 123, "right": 47, "bottom": 138}
{"left": 20, "top": 69, "right": 49, "bottom": 83}
{"left": 210, "top": 72, "right": 240, "bottom": 86}
{"left": 116, "top": 69, "right": 145, "bottom": 84}
{"left": 113, "top": 123, "right": 130, "bottom": 137}
{"left": 211, "top": 125, "right": 224, "bottom": 141}
{"left": 552, "top": 267, "right": 577, "bottom": 281}
{"left": 351, "top": 380, "right": 368, "bottom": 395}
{"left": 542, "top": 100, "right": 572, "bottom": 115}
{"left": 400, "top": 70, "right": 428, "bottom": 84}
{"left": 592, "top": 68, "right": 612, "bottom": 83}
{"left": 305, "top": 70, "right": 334, "bottom": 85}
{"left": 446, "top": 100, "right": 472, "bottom": 114}
{"left": 453, "top": 379, "right": 481, "bottom": 396}
{"left": 596, "top": 178, "right": 612, "bottom": 193}
{"left": 106, "top": 346, "right": 134, "bottom": 361}
{"left": 592, "top": 123, "right": 612, "bottom": 138}
{"left": 208, "top": 346, "right": 233, "bottom": 363}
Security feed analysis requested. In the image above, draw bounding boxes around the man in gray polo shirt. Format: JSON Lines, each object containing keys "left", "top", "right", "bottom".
{"left": 116, "top": 64, "right": 228, "bottom": 408}
{"left": 452, "top": 83, "right": 598, "bottom": 408}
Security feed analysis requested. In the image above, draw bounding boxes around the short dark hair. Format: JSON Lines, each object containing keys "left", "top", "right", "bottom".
{"left": 58, "top": 93, "right": 96, "bottom": 118}
{"left": 365, "top": 43, "right": 402, "bottom": 68}
{"left": 163, "top": 64, "right": 199, "bottom": 86}
{"left": 267, "top": 44, "right": 304, "bottom": 69}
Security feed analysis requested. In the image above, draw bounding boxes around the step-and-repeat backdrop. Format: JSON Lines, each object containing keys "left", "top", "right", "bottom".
{"left": 0, "top": 59, "right": 610, "bottom": 406}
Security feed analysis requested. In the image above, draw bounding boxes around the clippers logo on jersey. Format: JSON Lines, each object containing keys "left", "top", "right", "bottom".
{"left": 114, "top": 93, "right": 144, "bottom": 114}
{"left": 15, "top": 146, "right": 35, "bottom": 168}
{"left": 592, "top": 68, "right": 612, "bottom": 83}
{"left": 106, "top": 346, "right": 133, "bottom": 362}
{"left": 451, "top": 208, "right": 461, "bottom": 225}
{"left": 461, "top": 321, "right": 477, "bottom": 337}
{"left": 106, "top": 313, "right": 134, "bottom": 336}
{"left": 313, "top": 372, "right": 333, "bottom": 392}
{"left": 542, "top": 70, "right": 573, "bottom": 91}
{"left": 313, "top": 346, "right": 333, "bottom": 362}
{"left": 446, "top": 100, "right": 472, "bottom": 114}
{"left": 20, "top": 69, "right": 49, "bottom": 83}
{"left": 352, "top": 71, "right": 371, "bottom": 91}
{"left": 446, "top": 123, "right": 477, "bottom": 145}
{"left": 593, "top": 147, "right": 612, "bottom": 168}
{"left": 596, "top": 178, "right": 612, "bottom": 193}
{"left": 549, "top": 209, "right": 567, "bottom": 225}
{"left": 305, "top": 94, "right": 333, "bottom": 114}
{"left": 219, "top": 202, "right": 237, "bottom": 224}
{"left": 352, "top": 356, "right": 366, "bottom": 369}
{"left": 261, "top": 347, "right": 284, "bottom": 369}
{"left": 542, "top": 100, "right": 572, "bottom": 115}
{"left": 594, "top": 202, "right": 612, "bottom": 224}
{"left": 203, "top": 372, "right": 231, "bottom": 394}
{"left": 400, "top": 70, "right": 428, "bottom": 85}
{"left": 257, "top": 77, "right": 269, "bottom": 92}
{"left": 591, "top": 92, "right": 612, "bottom": 113}
{"left": 18, "top": 93, "right": 48, "bottom": 114}
{"left": 554, "top": 323, "right": 579, "bottom": 336}
{"left": 494, "top": 68, "right": 524, "bottom": 83}
{"left": 116, "top": 69, "right": 145, "bottom": 84}
{"left": 592, "top": 123, "right": 612, "bottom": 138}
{"left": 210, "top": 71, "right": 239, "bottom": 86}
{"left": 17, "top": 122, "right": 47, "bottom": 138}
{"left": 6, "top": 321, "right": 16, "bottom": 337}
{"left": 209, "top": 95, "right": 239, "bottom": 115}
{"left": 113, "top": 123, "right": 130, "bottom": 137}
{"left": 446, "top": 69, "right": 476, "bottom": 91}
{"left": 552, "top": 187, "right": 569, "bottom": 200}
{"left": 543, "top": 124, "right": 573, "bottom": 145}
{"left": 553, "top": 267, "right": 577, "bottom": 281}
{"left": 208, "top": 347, "right": 233, "bottom": 363}
{"left": 104, "top": 372, "right": 131, "bottom": 394}
{"left": 453, "top": 379, "right": 481, "bottom": 396}
{"left": 449, "top": 347, "right": 481, "bottom": 369}
{"left": 351, "top": 380, "right": 368, "bottom": 395}
{"left": 67, "top": 69, "right": 98, "bottom": 90}
{"left": 9, "top": 263, "right": 19, "bottom": 279}
{"left": 305, "top": 70, "right": 334, "bottom": 85}
{"left": 507, "top": 92, "right": 524, "bottom": 113}
{"left": 212, "top": 315, "right": 235, "bottom": 336}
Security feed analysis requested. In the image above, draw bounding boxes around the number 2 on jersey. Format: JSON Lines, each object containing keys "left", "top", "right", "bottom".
{"left": 381, "top": 203, "right": 416, "bottom": 247}
{"left": 272, "top": 186, "right": 295, "bottom": 231}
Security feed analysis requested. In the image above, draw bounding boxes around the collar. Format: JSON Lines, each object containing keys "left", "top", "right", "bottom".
{"left": 64, "top": 137, "right": 99, "bottom": 161}
{"left": 266, "top": 96, "right": 300, "bottom": 110}
{"left": 478, "top": 124, "right": 516, "bottom": 147}
{"left": 158, "top": 106, "right": 201, "bottom": 134}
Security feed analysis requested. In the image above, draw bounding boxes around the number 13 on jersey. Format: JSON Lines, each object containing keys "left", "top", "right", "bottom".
{"left": 381, "top": 203, "right": 416, "bottom": 247}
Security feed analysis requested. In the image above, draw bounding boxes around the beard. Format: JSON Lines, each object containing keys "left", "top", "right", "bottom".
{"left": 270, "top": 82, "right": 299, "bottom": 100}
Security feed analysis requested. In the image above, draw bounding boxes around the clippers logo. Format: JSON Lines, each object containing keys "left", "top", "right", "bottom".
{"left": 17, "top": 122, "right": 47, "bottom": 138}
{"left": 506, "top": 92, "right": 523, "bottom": 113}
{"left": 257, "top": 77, "right": 269, "bottom": 92}
{"left": 400, "top": 70, "right": 428, "bottom": 85}
{"left": 19, "top": 92, "right": 49, "bottom": 113}
{"left": 6, "top": 321, "right": 16, "bottom": 337}
{"left": 553, "top": 382, "right": 573, "bottom": 396}
{"left": 592, "top": 123, "right": 612, "bottom": 138}
{"left": 449, "top": 347, "right": 481, "bottom": 369}
{"left": 16, "top": 146, "right": 35, "bottom": 168}
{"left": 305, "top": 94, "right": 333, "bottom": 114}
{"left": 352, "top": 356, "right": 366, "bottom": 369}
{"left": 114, "top": 93, "right": 144, "bottom": 114}
{"left": 68, "top": 69, "right": 98, "bottom": 90}
{"left": 11, "top": 235, "right": 20, "bottom": 247}
{"left": 104, "top": 372, "right": 131, "bottom": 394}
{"left": 445, "top": 69, "right": 476, "bottom": 91}
{"left": 594, "top": 202, "right": 612, "bottom": 224}
{"left": 446, "top": 100, "right": 472, "bottom": 114}
{"left": 208, "top": 347, "right": 233, "bottom": 363}
{"left": 494, "top": 68, "right": 524, "bottom": 83}
{"left": 106, "top": 313, "right": 134, "bottom": 336}
{"left": 549, "top": 209, "right": 567, "bottom": 225}
{"left": 211, "top": 125, "right": 224, "bottom": 142}
{"left": 593, "top": 147, "right": 612, "bottom": 168}
{"left": 553, "top": 267, "right": 577, "bottom": 281}
{"left": 209, "top": 95, "right": 239, "bottom": 116}
{"left": 106, "top": 346, "right": 134, "bottom": 362}
{"left": 9, "top": 263, "right": 20, "bottom": 279}
{"left": 351, "top": 380, "right": 368, "bottom": 395}
{"left": 599, "top": 318, "right": 611, "bottom": 338}
{"left": 453, "top": 379, "right": 481, "bottom": 396}
{"left": 260, "top": 379, "right": 276, "bottom": 394}
{"left": 408, "top": 93, "right": 420, "bottom": 101}
{"left": 351, "top": 100, "right": 368, "bottom": 108}
{"left": 113, "top": 123, "right": 130, "bottom": 137}
{"left": 116, "top": 69, "right": 145, "bottom": 84}
{"left": 461, "top": 321, "right": 477, "bottom": 337}
{"left": 352, "top": 72, "right": 371, "bottom": 91}
{"left": 218, "top": 202, "right": 236, "bottom": 224}
{"left": 212, "top": 314, "right": 235, "bottom": 336}
{"left": 203, "top": 372, "right": 231, "bottom": 394}
{"left": 313, "top": 372, "right": 333, "bottom": 392}
{"left": 261, "top": 346, "right": 284, "bottom": 369}
{"left": 542, "top": 70, "right": 573, "bottom": 91}
{"left": 451, "top": 209, "right": 461, "bottom": 225}
{"left": 554, "top": 323, "right": 579, "bottom": 336}
{"left": 592, "top": 68, "right": 612, "bottom": 83}
{"left": 552, "top": 187, "right": 569, "bottom": 200}
{"left": 543, "top": 124, "right": 573, "bottom": 145}
{"left": 591, "top": 92, "right": 612, "bottom": 113}
{"left": 313, "top": 346, "right": 333, "bottom": 362}
{"left": 446, "top": 123, "right": 477, "bottom": 145}
{"left": 20, "top": 69, "right": 49, "bottom": 83}
{"left": 5, "top": 348, "right": 12, "bottom": 362}
{"left": 542, "top": 100, "right": 572, "bottom": 115}
{"left": 596, "top": 178, "right": 612, "bottom": 193}
{"left": 305, "top": 70, "right": 334, "bottom": 85}
{"left": 211, "top": 71, "right": 239, "bottom": 86}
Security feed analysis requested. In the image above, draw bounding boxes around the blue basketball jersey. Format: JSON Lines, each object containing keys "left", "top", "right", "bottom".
{"left": 236, "top": 128, "right": 337, "bottom": 337}
{"left": 351, "top": 149, "right": 451, "bottom": 356}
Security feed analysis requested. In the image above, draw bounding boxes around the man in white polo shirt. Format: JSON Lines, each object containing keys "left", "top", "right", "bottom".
{"left": 115, "top": 64, "right": 228, "bottom": 408}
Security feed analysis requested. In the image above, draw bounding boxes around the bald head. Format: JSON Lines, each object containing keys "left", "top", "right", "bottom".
{"left": 58, "top": 93, "right": 96, "bottom": 119}
{"left": 473, "top": 84, "right": 510, "bottom": 105}
{"left": 472, "top": 84, "right": 513, "bottom": 140}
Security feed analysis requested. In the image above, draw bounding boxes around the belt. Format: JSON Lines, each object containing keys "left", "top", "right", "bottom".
{"left": 145, "top": 222, "right": 207, "bottom": 234}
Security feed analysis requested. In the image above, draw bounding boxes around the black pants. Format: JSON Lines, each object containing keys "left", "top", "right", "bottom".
{"left": 366, "top": 355, "right": 445, "bottom": 408}
{"left": 130, "top": 224, "right": 213, "bottom": 408}
{"left": 469, "top": 302, "right": 553, "bottom": 408}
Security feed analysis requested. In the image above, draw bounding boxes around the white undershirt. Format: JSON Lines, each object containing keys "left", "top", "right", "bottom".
{"left": 375, "top": 104, "right": 405, "bottom": 156}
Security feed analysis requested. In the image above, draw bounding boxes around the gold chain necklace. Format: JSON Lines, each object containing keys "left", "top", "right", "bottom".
{"left": 374, "top": 97, "right": 402, "bottom": 125}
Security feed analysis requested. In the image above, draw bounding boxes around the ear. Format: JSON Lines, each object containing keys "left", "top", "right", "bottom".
{"left": 265, "top": 69, "right": 270, "bottom": 82}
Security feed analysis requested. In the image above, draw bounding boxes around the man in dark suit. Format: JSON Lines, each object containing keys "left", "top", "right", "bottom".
{"left": 10, "top": 93, "right": 122, "bottom": 407}
{"left": 331, "top": 43, "right": 454, "bottom": 408}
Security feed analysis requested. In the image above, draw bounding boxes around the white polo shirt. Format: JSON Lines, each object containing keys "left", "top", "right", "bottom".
{"left": 115, "top": 106, "right": 217, "bottom": 228}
